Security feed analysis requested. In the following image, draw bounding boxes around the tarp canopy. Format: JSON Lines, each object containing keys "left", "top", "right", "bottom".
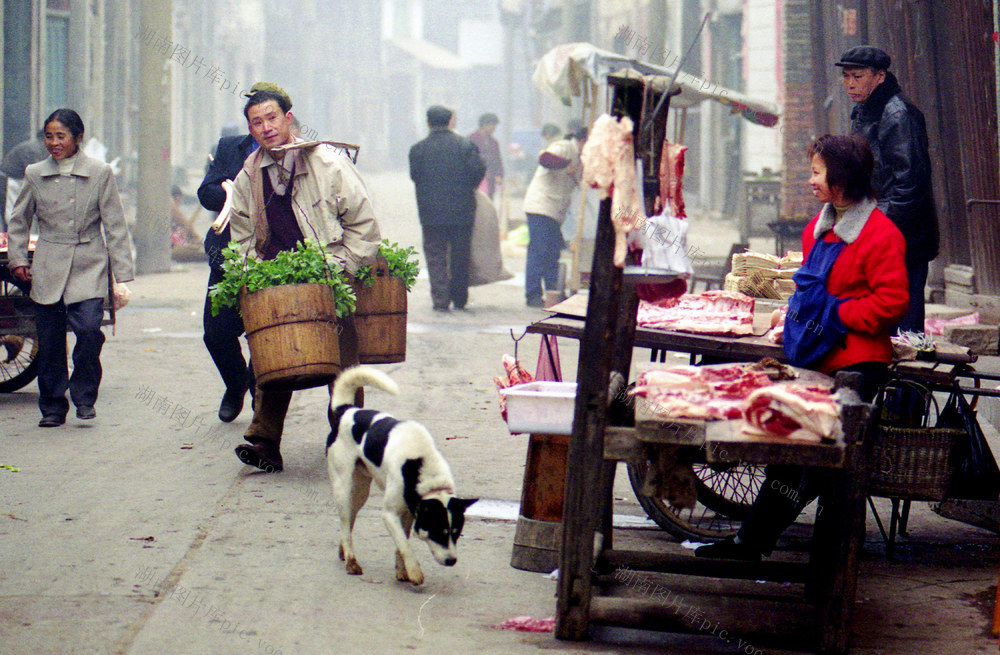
{"left": 532, "top": 42, "right": 780, "bottom": 127}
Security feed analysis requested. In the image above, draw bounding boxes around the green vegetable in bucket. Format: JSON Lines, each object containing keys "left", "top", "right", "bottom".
{"left": 354, "top": 239, "right": 420, "bottom": 291}
{"left": 209, "top": 240, "right": 356, "bottom": 318}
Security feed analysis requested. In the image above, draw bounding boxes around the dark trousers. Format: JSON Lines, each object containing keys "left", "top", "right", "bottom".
{"left": 244, "top": 315, "right": 361, "bottom": 446}
{"left": 894, "top": 258, "right": 928, "bottom": 335}
{"left": 35, "top": 298, "right": 105, "bottom": 417}
{"left": 422, "top": 223, "right": 472, "bottom": 309}
{"left": 525, "top": 213, "right": 563, "bottom": 301}
{"left": 736, "top": 362, "right": 888, "bottom": 554}
{"left": 203, "top": 268, "right": 252, "bottom": 396}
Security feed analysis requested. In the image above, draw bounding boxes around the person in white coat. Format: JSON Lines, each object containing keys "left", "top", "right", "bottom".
{"left": 6, "top": 109, "right": 134, "bottom": 427}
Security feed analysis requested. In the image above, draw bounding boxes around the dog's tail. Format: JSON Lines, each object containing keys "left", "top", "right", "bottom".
{"left": 331, "top": 366, "right": 399, "bottom": 408}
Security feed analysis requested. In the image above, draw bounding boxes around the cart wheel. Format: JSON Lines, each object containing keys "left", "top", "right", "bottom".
{"left": 0, "top": 334, "right": 40, "bottom": 393}
{"left": 627, "top": 460, "right": 766, "bottom": 542}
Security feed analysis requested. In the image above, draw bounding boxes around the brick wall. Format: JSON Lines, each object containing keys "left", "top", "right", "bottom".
{"left": 779, "top": 0, "right": 820, "bottom": 222}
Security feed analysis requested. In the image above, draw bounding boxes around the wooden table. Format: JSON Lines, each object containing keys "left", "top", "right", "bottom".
{"left": 528, "top": 312, "right": 783, "bottom": 363}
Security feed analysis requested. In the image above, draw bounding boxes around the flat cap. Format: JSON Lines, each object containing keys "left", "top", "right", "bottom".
{"left": 834, "top": 46, "right": 891, "bottom": 70}
{"left": 245, "top": 81, "right": 293, "bottom": 109}
{"left": 426, "top": 105, "right": 453, "bottom": 127}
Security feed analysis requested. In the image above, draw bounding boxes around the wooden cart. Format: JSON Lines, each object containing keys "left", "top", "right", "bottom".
{"left": 539, "top": 72, "right": 875, "bottom": 654}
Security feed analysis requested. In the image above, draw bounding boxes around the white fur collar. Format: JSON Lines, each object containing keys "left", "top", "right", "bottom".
{"left": 814, "top": 197, "right": 876, "bottom": 244}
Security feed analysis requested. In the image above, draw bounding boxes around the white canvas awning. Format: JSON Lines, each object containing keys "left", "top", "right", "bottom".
{"left": 532, "top": 42, "right": 780, "bottom": 127}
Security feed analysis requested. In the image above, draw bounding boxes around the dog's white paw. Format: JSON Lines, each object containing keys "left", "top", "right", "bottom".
{"left": 407, "top": 566, "right": 424, "bottom": 586}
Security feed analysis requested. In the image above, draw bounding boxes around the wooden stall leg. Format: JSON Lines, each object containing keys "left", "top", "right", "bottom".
{"left": 810, "top": 399, "right": 871, "bottom": 655}
{"left": 556, "top": 197, "right": 622, "bottom": 641}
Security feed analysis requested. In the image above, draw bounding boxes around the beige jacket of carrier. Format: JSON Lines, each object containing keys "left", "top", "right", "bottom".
{"left": 229, "top": 140, "right": 381, "bottom": 275}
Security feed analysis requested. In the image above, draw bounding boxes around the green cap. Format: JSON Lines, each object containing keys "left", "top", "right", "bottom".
{"left": 245, "top": 81, "right": 292, "bottom": 109}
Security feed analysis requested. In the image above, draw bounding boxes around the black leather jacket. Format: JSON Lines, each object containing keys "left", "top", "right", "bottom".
{"left": 851, "top": 72, "right": 939, "bottom": 262}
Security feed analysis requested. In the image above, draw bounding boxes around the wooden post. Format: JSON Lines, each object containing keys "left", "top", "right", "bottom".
{"left": 810, "top": 378, "right": 872, "bottom": 654}
{"left": 556, "top": 196, "right": 620, "bottom": 640}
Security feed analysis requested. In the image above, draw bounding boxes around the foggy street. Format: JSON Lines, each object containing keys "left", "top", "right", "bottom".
{"left": 4, "top": 0, "right": 1000, "bottom": 653}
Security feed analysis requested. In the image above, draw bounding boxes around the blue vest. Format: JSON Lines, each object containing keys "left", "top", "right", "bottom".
{"left": 783, "top": 238, "right": 848, "bottom": 368}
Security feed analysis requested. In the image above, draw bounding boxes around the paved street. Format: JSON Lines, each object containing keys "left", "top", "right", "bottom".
{"left": 1, "top": 171, "right": 998, "bottom": 654}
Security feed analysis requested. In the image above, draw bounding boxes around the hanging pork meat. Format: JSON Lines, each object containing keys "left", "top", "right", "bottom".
{"left": 581, "top": 114, "right": 644, "bottom": 267}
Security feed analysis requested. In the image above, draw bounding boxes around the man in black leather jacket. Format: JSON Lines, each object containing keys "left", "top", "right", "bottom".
{"left": 836, "top": 45, "right": 938, "bottom": 334}
{"left": 197, "top": 130, "right": 257, "bottom": 421}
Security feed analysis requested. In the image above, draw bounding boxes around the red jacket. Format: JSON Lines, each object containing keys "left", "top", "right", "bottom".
{"left": 801, "top": 204, "right": 909, "bottom": 374}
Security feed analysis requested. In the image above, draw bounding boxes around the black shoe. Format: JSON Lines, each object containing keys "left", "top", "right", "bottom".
{"left": 694, "top": 536, "right": 762, "bottom": 561}
{"left": 526, "top": 296, "right": 545, "bottom": 308}
{"left": 218, "top": 389, "right": 245, "bottom": 423}
{"left": 76, "top": 406, "right": 96, "bottom": 420}
{"left": 432, "top": 305, "right": 450, "bottom": 312}
{"left": 39, "top": 414, "right": 65, "bottom": 428}
{"left": 235, "top": 441, "right": 283, "bottom": 472}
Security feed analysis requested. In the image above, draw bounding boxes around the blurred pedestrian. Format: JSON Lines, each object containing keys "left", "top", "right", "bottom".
{"left": 6, "top": 109, "right": 134, "bottom": 427}
{"left": 468, "top": 112, "right": 503, "bottom": 199}
{"left": 836, "top": 45, "right": 937, "bottom": 334}
{"left": 522, "top": 124, "right": 586, "bottom": 307}
{"left": 541, "top": 123, "right": 561, "bottom": 145}
{"left": 1, "top": 129, "right": 48, "bottom": 231}
{"left": 197, "top": 122, "right": 258, "bottom": 422}
{"left": 409, "top": 106, "right": 486, "bottom": 312}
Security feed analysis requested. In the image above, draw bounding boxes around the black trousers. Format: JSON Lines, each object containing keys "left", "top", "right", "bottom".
{"left": 894, "top": 257, "right": 928, "bottom": 335}
{"left": 35, "top": 298, "right": 105, "bottom": 417}
{"left": 203, "top": 268, "right": 252, "bottom": 396}
{"left": 421, "top": 223, "right": 472, "bottom": 309}
{"left": 736, "top": 361, "right": 889, "bottom": 554}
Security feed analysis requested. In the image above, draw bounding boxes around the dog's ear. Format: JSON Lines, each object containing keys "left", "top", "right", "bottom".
{"left": 449, "top": 497, "right": 478, "bottom": 513}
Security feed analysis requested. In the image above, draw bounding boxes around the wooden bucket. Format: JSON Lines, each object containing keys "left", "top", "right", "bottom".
{"left": 240, "top": 283, "right": 342, "bottom": 391}
{"left": 510, "top": 432, "right": 569, "bottom": 573}
{"left": 353, "top": 256, "right": 407, "bottom": 364}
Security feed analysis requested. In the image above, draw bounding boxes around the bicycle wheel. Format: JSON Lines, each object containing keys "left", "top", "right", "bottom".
{"left": 0, "top": 334, "right": 40, "bottom": 393}
{"left": 627, "top": 460, "right": 766, "bottom": 542}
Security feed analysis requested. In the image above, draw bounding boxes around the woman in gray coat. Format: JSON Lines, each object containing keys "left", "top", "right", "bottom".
{"left": 6, "top": 109, "right": 134, "bottom": 427}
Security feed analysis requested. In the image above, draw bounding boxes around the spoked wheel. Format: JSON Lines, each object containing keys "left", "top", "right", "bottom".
{"left": 0, "top": 334, "right": 40, "bottom": 392}
{"left": 627, "top": 460, "right": 767, "bottom": 542}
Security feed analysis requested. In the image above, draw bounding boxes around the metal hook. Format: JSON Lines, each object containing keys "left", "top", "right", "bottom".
{"left": 509, "top": 328, "right": 527, "bottom": 363}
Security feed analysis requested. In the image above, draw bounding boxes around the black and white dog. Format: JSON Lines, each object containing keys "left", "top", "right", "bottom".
{"left": 326, "top": 366, "right": 477, "bottom": 585}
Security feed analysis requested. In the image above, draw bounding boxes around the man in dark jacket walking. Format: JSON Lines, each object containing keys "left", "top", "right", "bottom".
{"left": 197, "top": 130, "right": 257, "bottom": 421}
{"left": 409, "top": 106, "right": 486, "bottom": 312}
{"left": 836, "top": 45, "right": 938, "bottom": 334}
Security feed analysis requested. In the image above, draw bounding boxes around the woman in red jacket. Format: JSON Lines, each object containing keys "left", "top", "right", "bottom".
{"left": 696, "top": 134, "right": 908, "bottom": 561}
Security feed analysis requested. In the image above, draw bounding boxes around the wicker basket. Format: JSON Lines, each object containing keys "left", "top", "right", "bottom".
{"left": 869, "top": 423, "right": 966, "bottom": 500}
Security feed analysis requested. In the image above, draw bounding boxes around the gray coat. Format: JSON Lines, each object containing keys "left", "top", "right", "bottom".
{"left": 6, "top": 153, "right": 134, "bottom": 305}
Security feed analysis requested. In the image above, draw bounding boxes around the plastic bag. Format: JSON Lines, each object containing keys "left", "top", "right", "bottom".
{"left": 936, "top": 387, "right": 1000, "bottom": 500}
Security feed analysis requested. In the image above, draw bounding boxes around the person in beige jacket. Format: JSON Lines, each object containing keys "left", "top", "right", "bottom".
{"left": 227, "top": 84, "right": 381, "bottom": 472}
{"left": 522, "top": 125, "right": 585, "bottom": 307}
{"left": 7, "top": 109, "right": 134, "bottom": 427}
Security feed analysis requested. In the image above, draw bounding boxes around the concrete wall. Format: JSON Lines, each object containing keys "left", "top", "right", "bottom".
{"left": 742, "top": 0, "right": 782, "bottom": 175}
